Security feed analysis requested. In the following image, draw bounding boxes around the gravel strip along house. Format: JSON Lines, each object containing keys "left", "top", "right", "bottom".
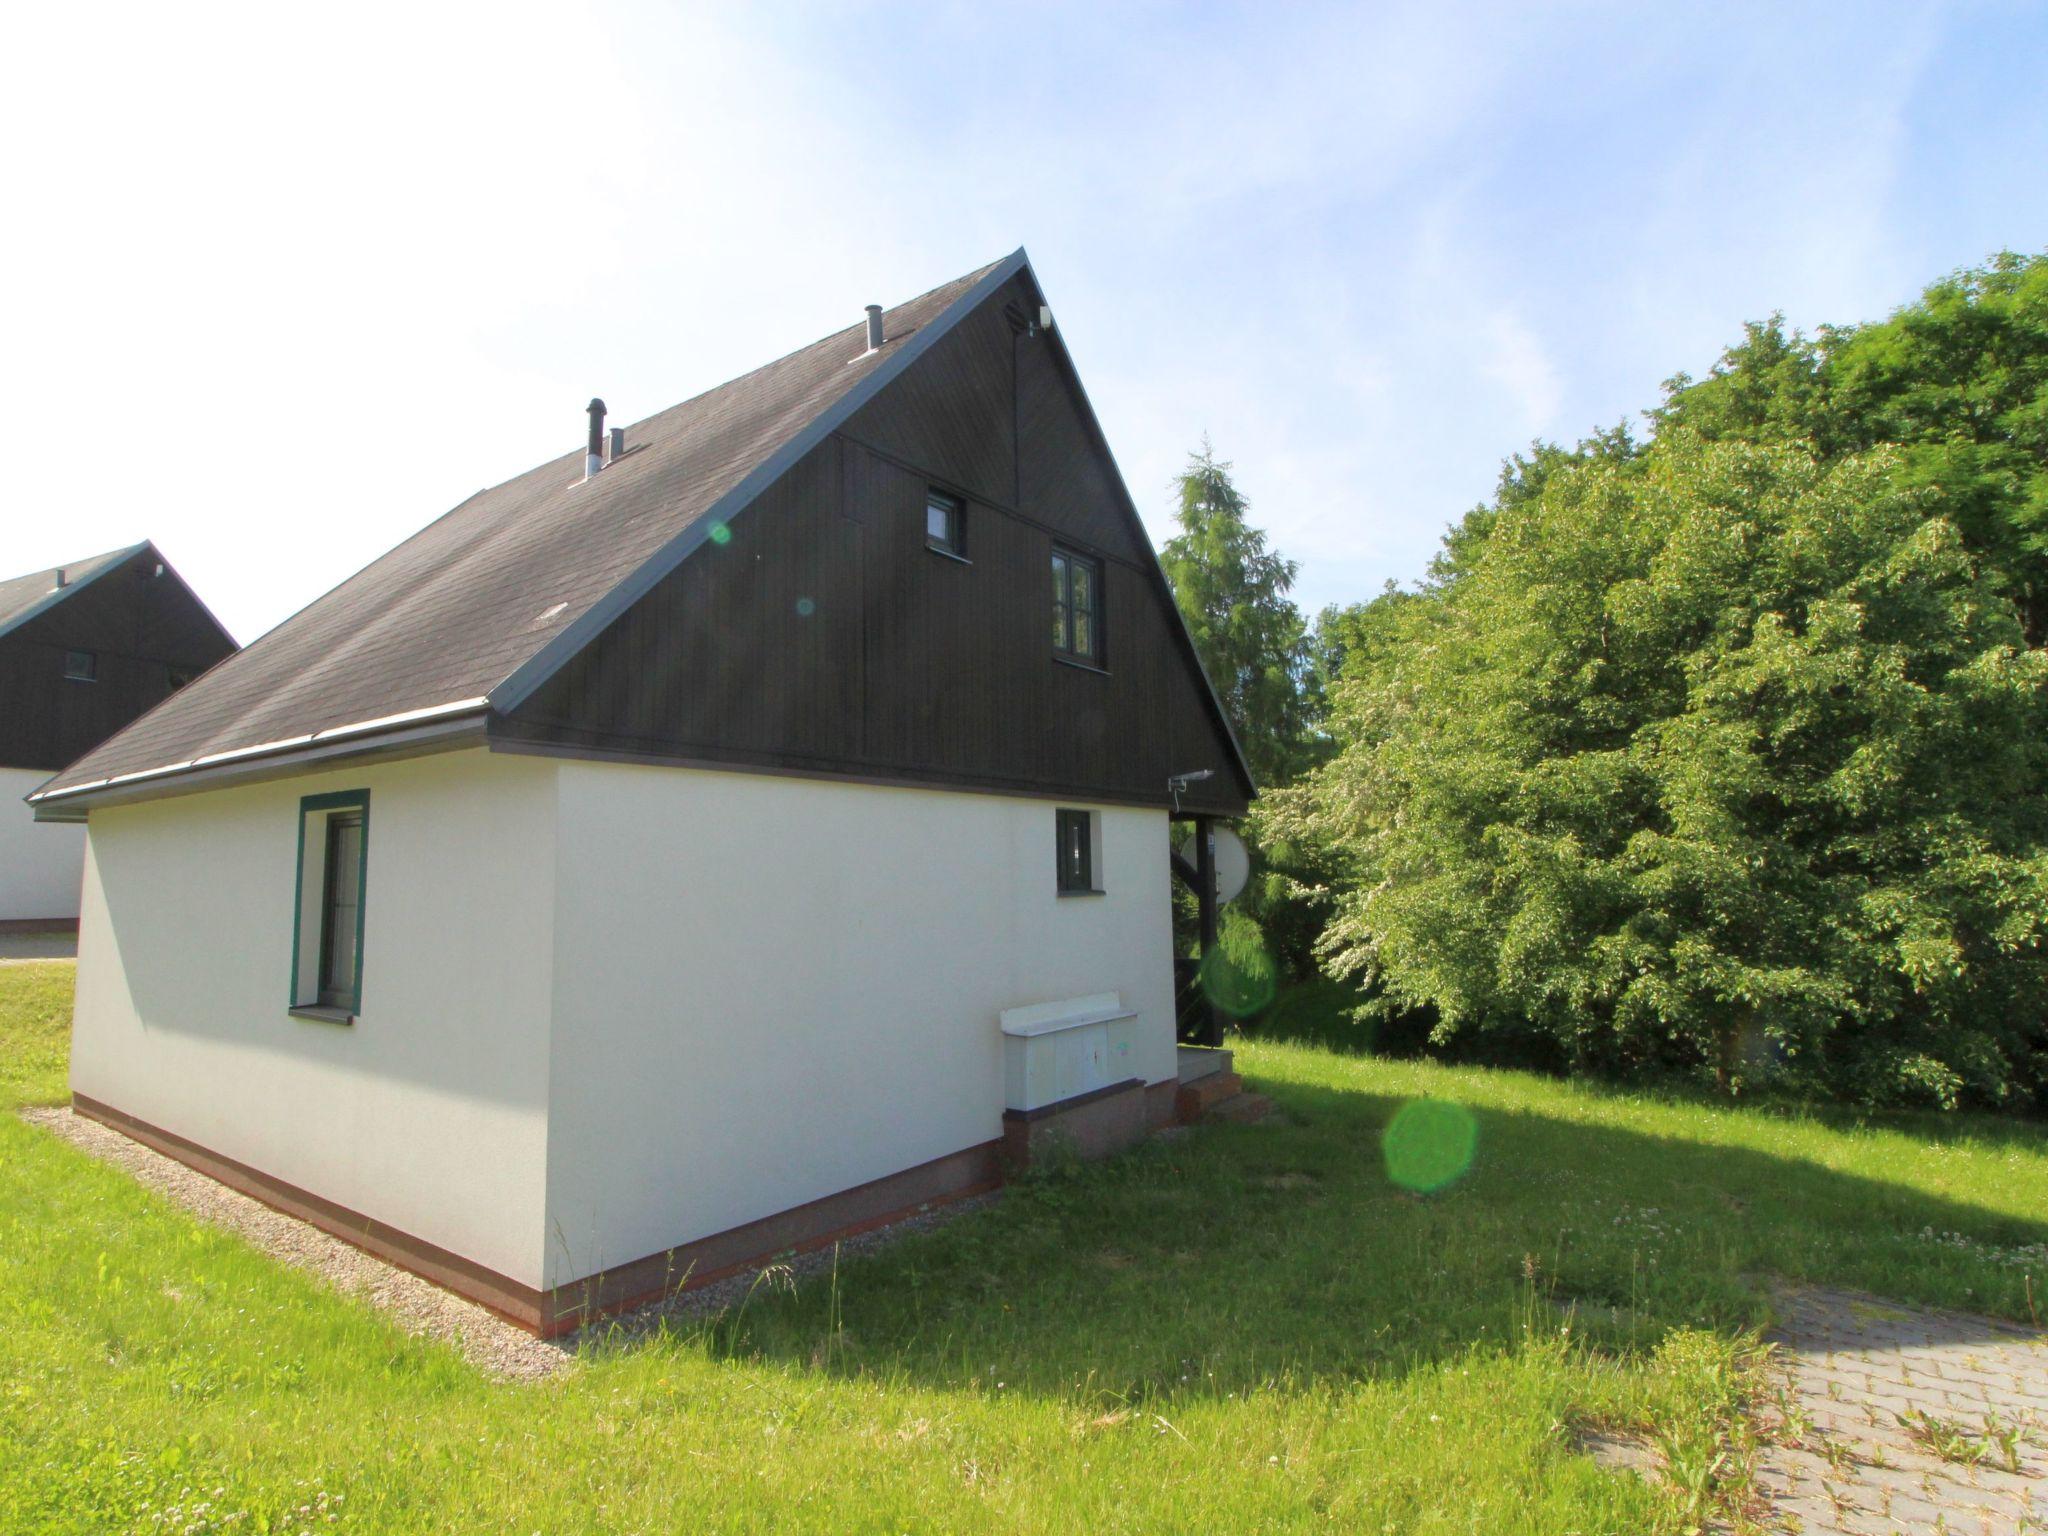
{"left": 33, "top": 250, "right": 1256, "bottom": 1337}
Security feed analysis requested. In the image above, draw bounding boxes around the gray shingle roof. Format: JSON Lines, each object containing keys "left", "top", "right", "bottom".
{"left": 36, "top": 256, "right": 1017, "bottom": 803}
{"left": 0, "top": 544, "right": 150, "bottom": 641}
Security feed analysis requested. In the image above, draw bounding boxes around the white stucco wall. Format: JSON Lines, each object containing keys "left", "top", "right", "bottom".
{"left": 0, "top": 767, "right": 85, "bottom": 921}
{"left": 70, "top": 749, "right": 559, "bottom": 1286}
{"left": 542, "top": 761, "right": 1176, "bottom": 1288}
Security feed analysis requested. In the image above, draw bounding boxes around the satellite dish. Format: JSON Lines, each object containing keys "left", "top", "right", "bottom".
{"left": 1178, "top": 824, "right": 1251, "bottom": 905}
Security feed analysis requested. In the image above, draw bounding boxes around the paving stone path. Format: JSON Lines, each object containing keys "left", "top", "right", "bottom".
{"left": 1756, "top": 1285, "right": 2047, "bottom": 1534}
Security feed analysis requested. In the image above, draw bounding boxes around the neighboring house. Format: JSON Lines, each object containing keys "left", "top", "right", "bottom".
{"left": 34, "top": 250, "right": 1255, "bottom": 1335}
{"left": 0, "top": 544, "right": 236, "bottom": 923}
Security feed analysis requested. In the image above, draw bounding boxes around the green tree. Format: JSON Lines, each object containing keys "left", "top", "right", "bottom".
{"left": 1160, "top": 443, "right": 1314, "bottom": 788}
{"left": 1277, "top": 436, "right": 2048, "bottom": 1105}
{"left": 1431, "top": 423, "right": 1642, "bottom": 587}
{"left": 1273, "top": 432, "right": 2048, "bottom": 1105}
{"left": 1269, "top": 251, "right": 2048, "bottom": 1107}
{"left": 1657, "top": 252, "right": 2048, "bottom": 639}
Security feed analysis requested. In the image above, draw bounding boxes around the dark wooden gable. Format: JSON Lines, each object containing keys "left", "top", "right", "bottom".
{"left": 499, "top": 273, "right": 1251, "bottom": 815}
{"left": 0, "top": 547, "right": 238, "bottom": 773}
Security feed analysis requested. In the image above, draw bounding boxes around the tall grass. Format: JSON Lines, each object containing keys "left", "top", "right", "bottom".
{"left": 2, "top": 962, "right": 2041, "bottom": 1533}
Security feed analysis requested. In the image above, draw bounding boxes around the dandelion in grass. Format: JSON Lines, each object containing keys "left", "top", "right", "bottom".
{"left": 1382, "top": 1099, "right": 1478, "bottom": 1194}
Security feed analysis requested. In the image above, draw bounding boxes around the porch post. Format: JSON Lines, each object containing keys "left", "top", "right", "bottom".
{"left": 1194, "top": 814, "right": 1222, "bottom": 1047}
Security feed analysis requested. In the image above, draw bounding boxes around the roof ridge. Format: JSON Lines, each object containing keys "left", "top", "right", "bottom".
{"left": 463, "top": 253, "right": 1018, "bottom": 507}
{"left": 0, "top": 540, "right": 155, "bottom": 643}
{"left": 0, "top": 540, "right": 149, "bottom": 588}
{"left": 488, "top": 249, "right": 1029, "bottom": 713}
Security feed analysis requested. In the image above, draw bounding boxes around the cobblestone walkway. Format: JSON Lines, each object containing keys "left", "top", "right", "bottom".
{"left": 1757, "top": 1286, "right": 2047, "bottom": 1534}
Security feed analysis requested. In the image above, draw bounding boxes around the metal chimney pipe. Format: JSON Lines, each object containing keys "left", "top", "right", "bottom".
{"left": 864, "top": 304, "right": 884, "bottom": 352}
{"left": 610, "top": 425, "right": 625, "bottom": 462}
{"left": 585, "top": 398, "right": 607, "bottom": 479}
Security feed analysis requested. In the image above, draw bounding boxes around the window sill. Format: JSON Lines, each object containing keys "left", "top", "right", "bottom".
{"left": 289, "top": 1005, "right": 355, "bottom": 1026}
{"left": 925, "top": 544, "right": 972, "bottom": 565}
{"left": 1052, "top": 655, "right": 1108, "bottom": 676}
{"left": 1057, "top": 888, "right": 1107, "bottom": 898}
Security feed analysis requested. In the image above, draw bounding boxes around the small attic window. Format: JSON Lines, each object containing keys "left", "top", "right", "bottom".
{"left": 926, "top": 489, "right": 966, "bottom": 559}
{"left": 64, "top": 650, "right": 97, "bottom": 682}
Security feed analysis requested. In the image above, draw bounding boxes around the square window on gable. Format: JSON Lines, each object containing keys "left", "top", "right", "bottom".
{"left": 926, "top": 489, "right": 965, "bottom": 557}
{"left": 64, "top": 649, "right": 96, "bottom": 682}
{"left": 290, "top": 790, "right": 370, "bottom": 1020}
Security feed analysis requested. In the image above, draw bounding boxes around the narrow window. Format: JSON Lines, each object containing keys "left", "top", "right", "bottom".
{"left": 1051, "top": 548, "right": 1102, "bottom": 665}
{"left": 291, "top": 791, "right": 370, "bottom": 1018}
{"left": 64, "top": 649, "right": 96, "bottom": 681}
{"left": 1056, "top": 808, "right": 1099, "bottom": 894}
{"left": 925, "top": 488, "right": 965, "bottom": 557}
{"left": 318, "top": 811, "right": 365, "bottom": 1008}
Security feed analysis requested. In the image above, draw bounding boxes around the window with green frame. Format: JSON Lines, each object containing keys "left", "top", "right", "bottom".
{"left": 1051, "top": 546, "right": 1103, "bottom": 665}
{"left": 290, "top": 790, "right": 370, "bottom": 1018}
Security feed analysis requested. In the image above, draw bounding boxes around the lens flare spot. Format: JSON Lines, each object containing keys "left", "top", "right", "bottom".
{"left": 1198, "top": 916, "right": 1277, "bottom": 1019}
{"left": 1381, "top": 1099, "right": 1478, "bottom": 1194}
{"left": 707, "top": 521, "right": 732, "bottom": 546}
{"left": 795, "top": 596, "right": 816, "bottom": 617}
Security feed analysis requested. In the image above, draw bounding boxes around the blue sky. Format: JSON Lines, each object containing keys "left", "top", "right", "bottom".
{"left": 4, "top": 1, "right": 2043, "bottom": 638}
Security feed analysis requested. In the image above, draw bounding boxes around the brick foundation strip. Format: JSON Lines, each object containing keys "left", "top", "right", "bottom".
{"left": 70, "top": 1093, "right": 1005, "bottom": 1338}
{"left": 541, "top": 1140, "right": 1006, "bottom": 1335}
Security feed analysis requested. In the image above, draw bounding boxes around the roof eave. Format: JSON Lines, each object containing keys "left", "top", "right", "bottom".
{"left": 35, "top": 246, "right": 1257, "bottom": 816}
{"left": 1008, "top": 260, "right": 1260, "bottom": 804}
{"left": 27, "top": 699, "right": 491, "bottom": 820}
{"left": 154, "top": 543, "right": 241, "bottom": 654}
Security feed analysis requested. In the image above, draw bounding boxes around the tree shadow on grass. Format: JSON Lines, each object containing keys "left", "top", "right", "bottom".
{"left": 693, "top": 1074, "right": 2048, "bottom": 1401}
{"left": 1244, "top": 986, "right": 2048, "bottom": 1144}
{"left": 1740, "top": 1097, "right": 2048, "bottom": 1152}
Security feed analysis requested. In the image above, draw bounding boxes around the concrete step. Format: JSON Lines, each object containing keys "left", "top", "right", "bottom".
{"left": 1174, "top": 1071, "right": 1244, "bottom": 1124}
{"left": 1207, "top": 1091, "right": 1274, "bottom": 1124}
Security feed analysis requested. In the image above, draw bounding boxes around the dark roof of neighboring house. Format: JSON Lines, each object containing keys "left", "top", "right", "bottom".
{"left": 0, "top": 544, "right": 152, "bottom": 641}
{"left": 34, "top": 249, "right": 1253, "bottom": 811}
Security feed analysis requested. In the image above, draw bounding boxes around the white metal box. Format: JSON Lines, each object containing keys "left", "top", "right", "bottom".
{"left": 998, "top": 992, "right": 1141, "bottom": 1112}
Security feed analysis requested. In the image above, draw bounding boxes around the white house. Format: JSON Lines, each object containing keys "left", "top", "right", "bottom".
{"left": 35, "top": 251, "right": 1257, "bottom": 1335}
{"left": 0, "top": 544, "right": 235, "bottom": 925}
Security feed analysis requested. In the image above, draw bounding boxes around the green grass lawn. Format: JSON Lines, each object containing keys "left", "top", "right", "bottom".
{"left": 3, "top": 960, "right": 2043, "bottom": 1533}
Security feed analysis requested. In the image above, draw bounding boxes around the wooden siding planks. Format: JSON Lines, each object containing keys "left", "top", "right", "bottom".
{"left": 844, "top": 288, "right": 1018, "bottom": 508}
{"left": 0, "top": 549, "right": 237, "bottom": 773}
{"left": 505, "top": 277, "right": 1249, "bottom": 816}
